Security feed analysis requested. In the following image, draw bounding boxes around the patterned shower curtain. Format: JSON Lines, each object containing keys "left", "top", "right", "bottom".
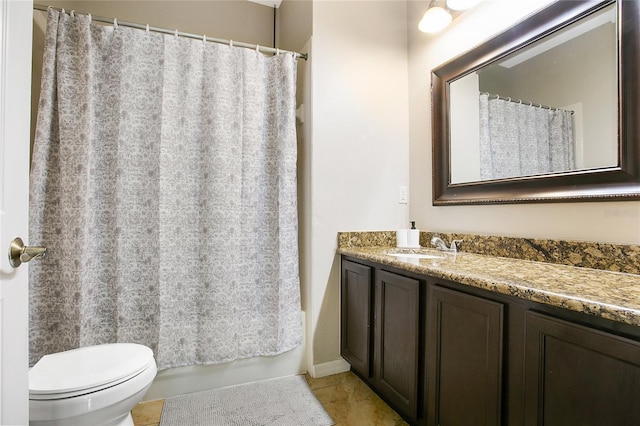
{"left": 29, "top": 9, "right": 302, "bottom": 369}
{"left": 479, "top": 93, "right": 575, "bottom": 180}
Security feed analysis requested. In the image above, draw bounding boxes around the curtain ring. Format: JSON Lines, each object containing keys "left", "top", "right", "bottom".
{"left": 203, "top": 34, "right": 207, "bottom": 43}
{"left": 175, "top": 29, "right": 178, "bottom": 38}
{"left": 229, "top": 40, "right": 234, "bottom": 48}
{"left": 146, "top": 24, "right": 150, "bottom": 34}
{"left": 506, "top": 97, "right": 511, "bottom": 102}
{"left": 256, "top": 44, "right": 260, "bottom": 53}
{"left": 276, "top": 48, "right": 280, "bottom": 56}
{"left": 70, "top": 10, "right": 75, "bottom": 17}
{"left": 88, "top": 13, "right": 92, "bottom": 22}
{"left": 113, "top": 18, "right": 118, "bottom": 30}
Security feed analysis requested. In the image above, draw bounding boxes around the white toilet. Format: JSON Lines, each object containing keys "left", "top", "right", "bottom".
{"left": 29, "top": 343, "right": 157, "bottom": 426}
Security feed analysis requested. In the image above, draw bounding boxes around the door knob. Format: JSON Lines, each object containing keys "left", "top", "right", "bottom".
{"left": 8, "top": 237, "right": 47, "bottom": 268}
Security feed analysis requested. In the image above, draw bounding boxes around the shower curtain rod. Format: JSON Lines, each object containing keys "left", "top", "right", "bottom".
{"left": 33, "top": 3, "right": 308, "bottom": 61}
{"left": 483, "top": 92, "right": 574, "bottom": 115}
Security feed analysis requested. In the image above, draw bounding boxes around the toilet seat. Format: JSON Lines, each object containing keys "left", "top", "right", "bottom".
{"left": 29, "top": 343, "right": 155, "bottom": 400}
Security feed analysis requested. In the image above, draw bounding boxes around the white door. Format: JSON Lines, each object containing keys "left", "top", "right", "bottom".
{"left": 0, "top": 0, "right": 34, "bottom": 424}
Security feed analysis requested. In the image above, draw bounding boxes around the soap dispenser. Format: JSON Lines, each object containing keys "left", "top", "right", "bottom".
{"left": 407, "top": 221, "right": 420, "bottom": 248}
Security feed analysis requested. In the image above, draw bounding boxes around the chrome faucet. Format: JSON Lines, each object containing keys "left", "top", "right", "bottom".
{"left": 430, "top": 236, "right": 462, "bottom": 253}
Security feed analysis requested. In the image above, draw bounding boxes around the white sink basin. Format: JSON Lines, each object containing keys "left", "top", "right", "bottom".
{"left": 387, "top": 252, "right": 444, "bottom": 260}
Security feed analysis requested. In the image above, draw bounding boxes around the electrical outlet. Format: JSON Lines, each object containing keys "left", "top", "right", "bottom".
{"left": 399, "top": 186, "right": 408, "bottom": 204}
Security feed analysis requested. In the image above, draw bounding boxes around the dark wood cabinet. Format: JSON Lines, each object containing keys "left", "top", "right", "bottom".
{"left": 340, "top": 260, "right": 373, "bottom": 378}
{"left": 340, "top": 255, "right": 640, "bottom": 425}
{"left": 340, "top": 262, "right": 421, "bottom": 423}
{"left": 426, "top": 285, "right": 504, "bottom": 426}
{"left": 524, "top": 311, "right": 640, "bottom": 425}
{"left": 374, "top": 270, "right": 421, "bottom": 422}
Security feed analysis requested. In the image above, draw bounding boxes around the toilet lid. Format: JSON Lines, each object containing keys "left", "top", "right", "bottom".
{"left": 29, "top": 343, "right": 154, "bottom": 397}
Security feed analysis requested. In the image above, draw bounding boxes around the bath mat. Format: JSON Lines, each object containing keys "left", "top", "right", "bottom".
{"left": 159, "top": 375, "right": 334, "bottom": 426}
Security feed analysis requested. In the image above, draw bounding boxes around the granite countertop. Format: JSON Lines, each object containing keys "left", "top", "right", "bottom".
{"left": 338, "top": 245, "right": 640, "bottom": 327}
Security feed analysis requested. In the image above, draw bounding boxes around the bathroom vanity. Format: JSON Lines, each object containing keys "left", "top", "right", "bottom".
{"left": 338, "top": 243, "right": 640, "bottom": 426}
{"left": 338, "top": 0, "right": 640, "bottom": 423}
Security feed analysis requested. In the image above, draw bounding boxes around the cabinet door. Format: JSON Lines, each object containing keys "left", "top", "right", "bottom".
{"left": 427, "top": 285, "right": 504, "bottom": 426}
{"left": 524, "top": 311, "right": 640, "bottom": 426}
{"left": 374, "top": 270, "right": 420, "bottom": 422}
{"left": 341, "top": 260, "right": 373, "bottom": 378}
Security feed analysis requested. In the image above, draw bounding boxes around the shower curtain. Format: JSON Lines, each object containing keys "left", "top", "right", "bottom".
{"left": 479, "top": 92, "right": 575, "bottom": 180}
{"left": 29, "top": 9, "right": 302, "bottom": 369}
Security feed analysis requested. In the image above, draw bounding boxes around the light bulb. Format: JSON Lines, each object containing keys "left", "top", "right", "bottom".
{"left": 418, "top": 6, "right": 452, "bottom": 33}
{"left": 446, "top": 0, "right": 482, "bottom": 11}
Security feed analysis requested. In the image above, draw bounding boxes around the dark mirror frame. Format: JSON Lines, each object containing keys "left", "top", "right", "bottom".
{"left": 432, "top": 0, "right": 640, "bottom": 205}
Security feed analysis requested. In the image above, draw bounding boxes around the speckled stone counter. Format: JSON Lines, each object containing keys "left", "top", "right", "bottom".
{"left": 337, "top": 244, "right": 640, "bottom": 327}
{"left": 338, "top": 231, "right": 640, "bottom": 274}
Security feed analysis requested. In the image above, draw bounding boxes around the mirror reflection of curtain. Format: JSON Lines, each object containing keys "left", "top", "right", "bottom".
{"left": 479, "top": 93, "right": 575, "bottom": 180}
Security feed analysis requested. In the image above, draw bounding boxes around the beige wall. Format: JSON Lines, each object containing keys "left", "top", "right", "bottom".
{"left": 309, "top": 0, "right": 410, "bottom": 368}
{"left": 407, "top": 0, "right": 640, "bottom": 245}
{"left": 35, "top": 0, "right": 275, "bottom": 42}
{"left": 277, "top": 0, "right": 312, "bottom": 53}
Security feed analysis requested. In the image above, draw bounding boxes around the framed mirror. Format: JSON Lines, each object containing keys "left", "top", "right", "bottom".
{"left": 432, "top": 0, "right": 640, "bottom": 205}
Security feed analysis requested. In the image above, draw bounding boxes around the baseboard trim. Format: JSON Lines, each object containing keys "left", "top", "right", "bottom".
{"left": 309, "top": 358, "right": 351, "bottom": 378}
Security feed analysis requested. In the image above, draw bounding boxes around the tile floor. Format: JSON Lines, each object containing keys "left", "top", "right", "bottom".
{"left": 131, "top": 371, "right": 408, "bottom": 426}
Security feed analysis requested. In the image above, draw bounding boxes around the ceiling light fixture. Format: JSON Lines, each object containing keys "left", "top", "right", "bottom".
{"left": 418, "top": 6, "right": 452, "bottom": 33}
{"left": 419, "top": 0, "right": 482, "bottom": 34}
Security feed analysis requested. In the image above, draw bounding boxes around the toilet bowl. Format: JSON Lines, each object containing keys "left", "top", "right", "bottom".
{"left": 29, "top": 343, "right": 157, "bottom": 426}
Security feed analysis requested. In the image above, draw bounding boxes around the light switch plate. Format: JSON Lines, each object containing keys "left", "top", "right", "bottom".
{"left": 399, "top": 186, "right": 408, "bottom": 204}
